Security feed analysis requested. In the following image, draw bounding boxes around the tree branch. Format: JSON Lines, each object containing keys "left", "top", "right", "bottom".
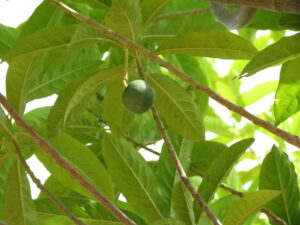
{"left": 0, "top": 93, "right": 136, "bottom": 225}
{"left": 46, "top": 0, "right": 300, "bottom": 149}
{"left": 190, "top": 167, "right": 287, "bottom": 225}
{"left": 151, "top": 107, "right": 221, "bottom": 225}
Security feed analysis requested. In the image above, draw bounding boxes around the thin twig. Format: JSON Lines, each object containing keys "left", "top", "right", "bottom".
{"left": 46, "top": 0, "right": 300, "bottom": 149}
{"left": 190, "top": 167, "right": 287, "bottom": 225}
{"left": 0, "top": 93, "right": 136, "bottom": 225}
{"left": 124, "top": 136, "right": 160, "bottom": 156}
{"left": 151, "top": 107, "right": 221, "bottom": 225}
{"left": 153, "top": 8, "right": 210, "bottom": 22}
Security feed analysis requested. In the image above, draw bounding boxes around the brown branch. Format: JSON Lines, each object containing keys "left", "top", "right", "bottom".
{"left": 190, "top": 167, "right": 287, "bottom": 225}
{"left": 151, "top": 107, "right": 221, "bottom": 225}
{"left": 153, "top": 8, "right": 210, "bottom": 22}
{"left": 0, "top": 221, "right": 8, "bottom": 225}
{"left": 0, "top": 93, "right": 136, "bottom": 225}
{"left": 46, "top": 0, "right": 300, "bottom": 149}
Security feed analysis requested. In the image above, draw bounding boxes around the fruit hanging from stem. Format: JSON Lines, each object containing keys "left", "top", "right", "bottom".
{"left": 122, "top": 80, "right": 156, "bottom": 114}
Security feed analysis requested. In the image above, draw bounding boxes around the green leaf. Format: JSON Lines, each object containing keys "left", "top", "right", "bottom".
{"left": 4, "top": 158, "right": 37, "bottom": 225}
{"left": 36, "top": 133, "right": 114, "bottom": 200}
{"left": 156, "top": 131, "right": 194, "bottom": 217}
{"left": 190, "top": 141, "right": 227, "bottom": 174}
{"left": 0, "top": 106, "right": 11, "bottom": 138}
{"left": 222, "top": 190, "right": 281, "bottom": 225}
{"left": 105, "top": 0, "right": 142, "bottom": 41}
{"left": 0, "top": 24, "right": 19, "bottom": 59}
{"left": 6, "top": 25, "right": 78, "bottom": 60}
{"left": 259, "top": 146, "right": 300, "bottom": 225}
{"left": 156, "top": 31, "right": 257, "bottom": 59}
{"left": 27, "top": 52, "right": 101, "bottom": 101}
{"left": 240, "top": 33, "right": 300, "bottom": 77}
{"left": 47, "top": 66, "right": 124, "bottom": 136}
{"left": 151, "top": 218, "right": 185, "bottom": 225}
{"left": 103, "top": 80, "right": 126, "bottom": 136}
{"left": 242, "top": 81, "right": 277, "bottom": 106}
{"left": 6, "top": 54, "right": 40, "bottom": 114}
{"left": 172, "top": 182, "right": 195, "bottom": 225}
{"left": 142, "top": 0, "right": 171, "bottom": 27}
{"left": 274, "top": 57, "right": 300, "bottom": 125}
{"left": 148, "top": 73, "right": 205, "bottom": 141}
{"left": 196, "top": 138, "right": 254, "bottom": 221}
{"left": 102, "top": 134, "right": 164, "bottom": 223}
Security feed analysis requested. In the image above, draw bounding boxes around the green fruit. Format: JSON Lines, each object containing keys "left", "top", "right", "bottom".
{"left": 122, "top": 80, "right": 156, "bottom": 114}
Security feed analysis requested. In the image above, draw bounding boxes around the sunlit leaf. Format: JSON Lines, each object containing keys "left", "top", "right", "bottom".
{"left": 240, "top": 33, "right": 300, "bottom": 77}
{"left": 142, "top": 0, "right": 171, "bottom": 27}
{"left": 148, "top": 73, "right": 205, "bottom": 141}
{"left": 260, "top": 146, "right": 300, "bottom": 225}
{"left": 4, "top": 158, "right": 37, "bottom": 225}
{"left": 0, "top": 24, "right": 19, "bottom": 59}
{"left": 102, "top": 134, "right": 164, "bottom": 223}
{"left": 274, "top": 57, "right": 300, "bottom": 125}
{"left": 222, "top": 190, "right": 281, "bottom": 225}
{"left": 156, "top": 31, "right": 257, "bottom": 59}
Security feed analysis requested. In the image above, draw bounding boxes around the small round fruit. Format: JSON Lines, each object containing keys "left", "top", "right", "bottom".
{"left": 122, "top": 80, "right": 156, "bottom": 114}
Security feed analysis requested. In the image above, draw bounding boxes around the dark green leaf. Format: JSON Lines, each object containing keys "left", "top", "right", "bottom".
{"left": 156, "top": 31, "right": 257, "bottom": 59}
{"left": 102, "top": 134, "right": 164, "bottom": 223}
{"left": 36, "top": 133, "right": 114, "bottom": 200}
{"left": 148, "top": 73, "right": 205, "bottom": 141}
{"left": 241, "top": 33, "right": 300, "bottom": 77}
{"left": 196, "top": 138, "right": 254, "bottom": 221}
{"left": 260, "top": 146, "right": 300, "bottom": 225}
{"left": 47, "top": 66, "right": 124, "bottom": 136}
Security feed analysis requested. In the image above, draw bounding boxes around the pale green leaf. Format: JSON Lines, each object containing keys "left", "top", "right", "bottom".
{"left": 196, "top": 138, "right": 254, "bottom": 221}
{"left": 142, "top": 0, "right": 171, "bottom": 27}
{"left": 36, "top": 133, "right": 114, "bottom": 200}
{"left": 27, "top": 52, "right": 101, "bottom": 101}
{"left": 67, "top": 0, "right": 110, "bottom": 9}
{"left": 102, "top": 134, "right": 164, "bottom": 223}
{"left": 242, "top": 81, "right": 277, "bottom": 106}
{"left": 103, "top": 80, "right": 126, "bottom": 136}
{"left": 275, "top": 57, "right": 300, "bottom": 125}
{"left": 222, "top": 190, "right": 281, "bottom": 225}
{"left": 260, "top": 146, "right": 300, "bottom": 225}
{"left": 172, "top": 182, "right": 195, "bottom": 225}
{"left": 4, "top": 158, "right": 37, "bottom": 225}
{"left": 148, "top": 73, "right": 205, "bottom": 141}
{"left": 241, "top": 33, "right": 300, "bottom": 77}
{"left": 0, "top": 24, "right": 19, "bottom": 59}
{"left": 47, "top": 66, "right": 124, "bottom": 136}
{"left": 6, "top": 25, "right": 78, "bottom": 60}
{"left": 156, "top": 31, "right": 257, "bottom": 59}
{"left": 6, "top": 54, "right": 40, "bottom": 114}
{"left": 105, "top": 0, "right": 142, "bottom": 41}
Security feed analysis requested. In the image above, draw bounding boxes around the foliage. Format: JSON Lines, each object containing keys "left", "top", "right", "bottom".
{"left": 0, "top": 0, "right": 300, "bottom": 225}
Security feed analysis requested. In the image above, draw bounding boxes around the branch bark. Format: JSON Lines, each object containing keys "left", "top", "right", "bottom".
{"left": 151, "top": 107, "right": 222, "bottom": 225}
{"left": 0, "top": 93, "right": 136, "bottom": 225}
{"left": 46, "top": 0, "right": 300, "bottom": 149}
{"left": 200, "top": 0, "right": 300, "bottom": 14}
